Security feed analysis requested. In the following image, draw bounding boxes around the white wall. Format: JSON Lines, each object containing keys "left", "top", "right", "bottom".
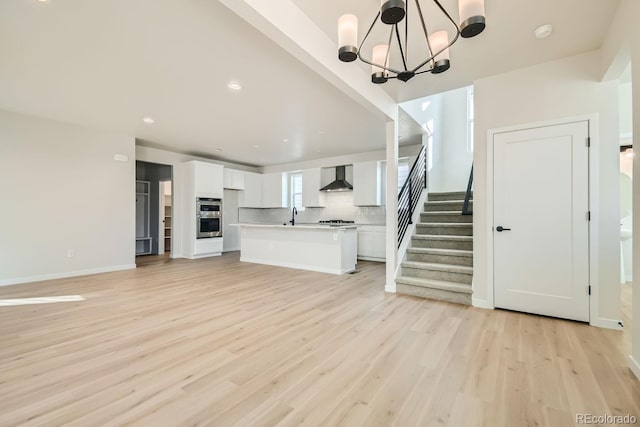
{"left": 402, "top": 87, "right": 472, "bottom": 192}
{"left": 620, "top": 81, "right": 633, "bottom": 143}
{"left": 473, "top": 50, "right": 621, "bottom": 325}
{"left": 440, "top": 87, "right": 472, "bottom": 192}
{"left": 0, "top": 109, "right": 136, "bottom": 285}
{"left": 600, "top": 0, "right": 640, "bottom": 378}
{"left": 261, "top": 144, "right": 422, "bottom": 174}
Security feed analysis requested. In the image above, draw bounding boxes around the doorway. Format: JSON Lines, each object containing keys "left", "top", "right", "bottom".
{"left": 158, "top": 180, "right": 172, "bottom": 255}
{"left": 135, "top": 161, "right": 173, "bottom": 263}
{"left": 492, "top": 120, "right": 590, "bottom": 322}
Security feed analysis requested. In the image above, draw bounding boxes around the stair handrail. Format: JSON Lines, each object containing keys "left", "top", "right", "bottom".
{"left": 462, "top": 165, "right": 473, "bottom": 215}
{"left": 398, "top": 145, "right": 427, "bottom": 247}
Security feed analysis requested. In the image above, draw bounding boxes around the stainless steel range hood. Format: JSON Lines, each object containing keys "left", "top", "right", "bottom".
{"left": 320, "top": 165, "right": 353, "bottom": 192}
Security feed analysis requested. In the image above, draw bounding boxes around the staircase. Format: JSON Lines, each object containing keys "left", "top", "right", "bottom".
{"left": 396, "top": 191, "right": 473, "bottom": 305}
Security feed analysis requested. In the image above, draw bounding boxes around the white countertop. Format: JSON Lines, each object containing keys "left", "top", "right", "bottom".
{"left": 234, "top": 223, "right": 358, "bottom": 230}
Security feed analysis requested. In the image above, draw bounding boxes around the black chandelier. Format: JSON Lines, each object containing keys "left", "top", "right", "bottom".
{"left": 337, "top": 0, "right": 486, "bottom": 84}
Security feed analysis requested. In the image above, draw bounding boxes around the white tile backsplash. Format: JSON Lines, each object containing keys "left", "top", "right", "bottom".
{"left": 238, "top": 192, "right": 385, "bottom": 225}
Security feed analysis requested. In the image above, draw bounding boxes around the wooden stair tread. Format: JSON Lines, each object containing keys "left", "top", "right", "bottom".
{"left": 417, "top": 223, "right": 472, "bottom": 227}
{"left": 396, "top": 276, "right": 473, "bottom": 294}
{"left": 401, "top": 261, "right": 473, "bottom": 274}
{"left": 406, "top": 247, "right": 473, "bottom": 257}
{"left": 412, "top": 235, "right": 473, "bottom": 241}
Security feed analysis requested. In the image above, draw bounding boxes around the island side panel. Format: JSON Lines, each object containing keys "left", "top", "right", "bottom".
{"left": 340, "top": 229, "right": 358, "bottom": 274}
{"left": 239, "top": 226, "right": 350, "bottom": 275}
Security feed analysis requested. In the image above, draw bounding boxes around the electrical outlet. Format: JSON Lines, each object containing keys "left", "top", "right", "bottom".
{"left": 333, "top": 233, "right": 338, "bottom": 241}
{"left": 67, "top": 249, "right": 75, "bottom": 258}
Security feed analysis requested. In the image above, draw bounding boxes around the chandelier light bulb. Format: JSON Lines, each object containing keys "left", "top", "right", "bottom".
{"left": 429, "top": 31, "right": 451, "bottom": 74}
{"left": 371, "top": 44, "right": 390, "bottom": 84}
{"left": 459, "top": 0, "right": 486, "bottom": 38}
{"left": 338, "top": 14, "right": 358, "bottom": 62}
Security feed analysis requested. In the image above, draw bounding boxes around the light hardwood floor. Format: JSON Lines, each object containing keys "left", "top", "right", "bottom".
{"left": 0, "top": 253, "right": 638, "bottom": 426}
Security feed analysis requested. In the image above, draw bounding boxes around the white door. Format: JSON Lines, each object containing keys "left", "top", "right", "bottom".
{"left": 493, "top": 120, "right": 590, "bottom": 322}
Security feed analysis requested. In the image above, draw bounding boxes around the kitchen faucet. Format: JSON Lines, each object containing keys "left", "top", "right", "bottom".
{"left": 290, "top": 207, "right": 298, "bottom": 226}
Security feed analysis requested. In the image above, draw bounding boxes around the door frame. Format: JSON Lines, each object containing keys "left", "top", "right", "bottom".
{"left": 485, "top": 114, "right": 602, "bottom": 327}
{"left": 158, "top": 179, "right": 172, "bottom": 255}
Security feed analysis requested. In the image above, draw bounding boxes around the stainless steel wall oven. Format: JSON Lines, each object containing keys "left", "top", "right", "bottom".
{"left": 196, "top": 198, "right": 222, "bottom": 238}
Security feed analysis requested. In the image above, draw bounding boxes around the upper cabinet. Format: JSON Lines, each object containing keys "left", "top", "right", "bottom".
{"left": 302, "top": 168, "right": 325, "bottom": 207}
{"left": 184, "top": 161, "right": 223, "bottom": 199}
{"left": 239, "top": 172, "right": 263, "bottom": 208}
{"left": 262, "top": 173, "right": 287, "bottom": 208}
{"left": 353, "top": 161, "right": 383, "bottom": 206}
{"left": 223, "top": 168, "right": 245, "bottom": 190}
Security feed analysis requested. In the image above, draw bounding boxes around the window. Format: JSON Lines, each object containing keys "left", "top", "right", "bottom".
{"left": 289, "top": 172, "right": 304, "bottom": 210}
{"left": 467, "top": 86, "right": 474, "bottom": 153}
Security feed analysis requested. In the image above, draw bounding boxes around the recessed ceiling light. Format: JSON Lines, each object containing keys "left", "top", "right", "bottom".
{"left": 36, "top": 0, "right": 50, "bottom": 3}
{"left": 253, "top": 144, "right": 260, "bottom": 149}
{"left": 318, "top": 131, "right": 326, "bottom": 135}
{"left": 143, "top": 117, "right": 154, "bottom": 124}
{"left": 228, "top": 81, "right": 242, "bottom": 91}
{"left": 215, "top": 149, "right": 222, "bottom": 152}
{"left": 283, "top": 139, "right": 289, "bottom": 143}
{"left": 534, "top": 24, "right": 553, "bottom": 40}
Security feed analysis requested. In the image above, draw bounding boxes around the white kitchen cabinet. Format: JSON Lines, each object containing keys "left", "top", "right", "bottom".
{"left": 357, "top": 225, "right": 386, "bottom": 261}
{"left": 184, "top": 160, "right": 223, "bottom": 198}
{"left": 353, "top": 161, "right": 383, "bottom": 206}
{"left": 262, "top": 173, "right": 287, "bottom": 208}
{"left": 194, "top": 237, "right": 223, "bottom": 257}
{"left": 302, "top": 168, "right": 325, "bottom": 207}
{"left": 223, "top": 168, "right": 245, "bottom": 190}
{"left": 239, "top": 171, "right": 263, "bottom": 208}
{"left": 182, "top": 160, "right": 224, "bottom": 259}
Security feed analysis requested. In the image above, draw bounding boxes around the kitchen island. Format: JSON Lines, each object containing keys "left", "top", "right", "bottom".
{"left": 238, "top": 224, "right": 357, "bottom": 275}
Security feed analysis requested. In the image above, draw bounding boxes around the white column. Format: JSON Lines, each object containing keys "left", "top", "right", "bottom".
{"left": 385, "top": 112, "right": 399, "bottom": 292}
{"left": 631, "top": 40, "right": 640, "bottom": 379}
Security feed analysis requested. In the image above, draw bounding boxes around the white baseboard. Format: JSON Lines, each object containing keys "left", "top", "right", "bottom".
{"left": 358, "top": 256, "right": 385, "bottom": 262}
{"left": 472, "top": 297, "right": 494, "bottom": 309}
{"left": 0, "top": 264, "right": 136, "bottom": 287}
{"left": 629, "top": 356, "right": 640, "bottom": 380}
{"left": 385, "top": 283, "right": 397, "bottom": 293}
{"left": 590, "top": 317, "right": 624, "bottom": 330}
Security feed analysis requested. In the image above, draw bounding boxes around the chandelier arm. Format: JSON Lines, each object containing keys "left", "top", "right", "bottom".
{"left": 405, "top": 0, "right": 409, "bottom": 64}
{"left": 358, "top": 11, "right": 380, "bottom": 54}
{"left": 357, "top": 56, "right": 404, "bottom": 76}
{"left": 384, "top": 25, "right": 394, "bottom": 72}
{"left": 411, "top": 0, "right": 461, "bottom": 73}
{"left": 415, "top": 68, "right": 435, "bottom": 75}
{"left": 433, "top": 0, "right": 462, "bottom": 36}
{"left": 356, "top": 10, "right": 403, "bottom": 76}
{"left": 413, "top": 0, "right": 434, "bottom": 70}
{"left": 395, "top": 24, "right": 409, "bottom": 72}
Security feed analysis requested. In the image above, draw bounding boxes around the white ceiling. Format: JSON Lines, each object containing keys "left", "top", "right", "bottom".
{"left": 0, "top": 0, "right": 620, "bottom": 166}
